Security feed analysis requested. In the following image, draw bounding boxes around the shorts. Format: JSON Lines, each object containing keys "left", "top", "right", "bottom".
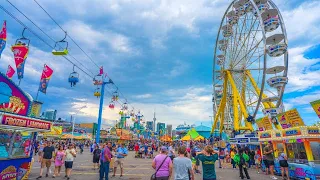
{"left": 65, "top": 161, "right": 73, "bottom": 169}
{"left": 93, "top": 158, "right": 100, "bottom": 163}
{"left": 255, "top": 160, "right": 261, "bottom": 165}
{"left": 263, "top": 160, "right": 269, "bottom": 168}
{"left": 279, "top": 160, "right": 288, "bottom": 167}
{"left": 268, "top": 160, "right": 275, "bottom": 166}
{"left": 219, "top": 156, "right": 225, "bottom": 159}
{"left": 41, "top": 159, "right": 52, "bottom": 168}
{"left": 114, "top": 158, "right": 124, "bottom": 168}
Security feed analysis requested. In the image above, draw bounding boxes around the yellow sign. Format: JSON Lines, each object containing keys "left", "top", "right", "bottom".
{"left": 277, "top": 112, "right": 290, "bottom": 129}
{"left": 285, "top": 109, "right": 304, "bottom": 127}
{"left": 42, "top": 126, "right": 62, "bottom": 136}
{"left": 263, "top": 116, "right": 273, "bottom": 130}
{"left": 255, "top": 117, "right": 264, "bottom": 131}
{"left": 310, "top": 99, "right": 320, "bottom": 119}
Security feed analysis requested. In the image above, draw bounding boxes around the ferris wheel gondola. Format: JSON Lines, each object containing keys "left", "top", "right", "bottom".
{"left": 212, "top": 0, "right": 288, "bottom": 133}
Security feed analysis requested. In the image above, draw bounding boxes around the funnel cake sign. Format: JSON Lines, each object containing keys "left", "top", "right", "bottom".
{"left": 1, "top": 114, "right": 51, "bottom": 130}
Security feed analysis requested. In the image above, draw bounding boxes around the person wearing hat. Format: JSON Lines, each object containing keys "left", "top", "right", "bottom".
{"left": 152, "top": 146, "right": 172, "bottom": 180}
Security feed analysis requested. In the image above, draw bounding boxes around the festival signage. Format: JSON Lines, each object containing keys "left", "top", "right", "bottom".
{"left": 38, "top": 64, "right": 53, "bottom": 94}
{"left": 277, "top": 112, "right": 291, "bottom": 129}
{"left": 6, "top": 65, "right": 15, "bottom": 79}
{"left": 0, "top": 20, "right": 6, "bottom": 58}
{"left": 262, "top": 116, "right": 273, "bottom": 130}
{"left": 285, "top": 109, "right": 304, "bottom": 127}
{"left": 260, "top": 132, "right": 271, "bottom": 139}
{"left": 237, "top": 138, "right": 249, "bottom": 143}
{"left": 307, "top": 127, "right": 320, "bottom": 135}
{"left": 1, "top": 114, "right": 51, "bottom": 130}
{"left": 283, "top": 128, "right": 301, "bottom": 137}
{"left": 310, "top": 99, "right": 320, "bottom": 119}
{"left": 0, "top": 72, "right": 31, "bottom": 116}
{"left": 255, "top": 117, "right": 265, "bottom": 131}
{"left": 11, "top": 44, "right": 29, "bottom": 79}
{"left": 42, "top": 126, "right": 62, "bottom": 136}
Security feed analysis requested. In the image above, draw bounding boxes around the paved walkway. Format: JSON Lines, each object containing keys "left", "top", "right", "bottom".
{"left": 28, "top": 149, "right": 278, "bottom": 180}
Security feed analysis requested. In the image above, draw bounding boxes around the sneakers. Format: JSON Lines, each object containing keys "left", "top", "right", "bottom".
{"left": 271, "top": 176, "right": 278, "bottom": 180}
{"left": 36, "top": 176, "right": 42, "bottom": 179}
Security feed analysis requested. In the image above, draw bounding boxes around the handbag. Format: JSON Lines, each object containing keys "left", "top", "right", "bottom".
{"left": 151, "top": 156, "right": 168, "bottom": 180}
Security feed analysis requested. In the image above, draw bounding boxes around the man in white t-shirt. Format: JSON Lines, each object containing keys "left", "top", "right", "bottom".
{"left": 65, "top": 144, "right": 77, "bottom": 180}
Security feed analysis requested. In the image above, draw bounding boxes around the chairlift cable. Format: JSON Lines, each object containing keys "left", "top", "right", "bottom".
{"left": 33, "top": 0, "right": 100, "bottom": 69}
{"left": 5, "top": 0, "right": 95, "bottom": 77}
{"left": 0, "top": 5, "right": 94, "bottom": 79}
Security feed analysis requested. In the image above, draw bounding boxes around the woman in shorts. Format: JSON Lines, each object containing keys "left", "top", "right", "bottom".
{"left": 278, "top": 148, "right": 290, "bottom": 180}
{"left": 53, "top": 145, "right": 65, "bottom": 178}
{"left": 65, "top": 144, "right": 77, "bottom": 180}
{"left": 92, "top": 145, "right": 101, "bottom": 170}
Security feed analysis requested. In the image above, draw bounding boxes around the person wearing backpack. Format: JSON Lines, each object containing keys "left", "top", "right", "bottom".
{"left": 93, "top": 145, "right": 101, "bottom": 170}
{"left": 234, "top": 149, "right": 250, "bottom": 179}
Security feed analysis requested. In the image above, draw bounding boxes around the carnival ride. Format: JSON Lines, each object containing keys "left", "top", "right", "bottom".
{"left": 68, "top": 65, "right": 79, "bottom": 87}
{"left": 52, "top": 31, "right": 68, "bottom": 56}
{"left": 212, "top": 0, "right": 288, "bottom": 134}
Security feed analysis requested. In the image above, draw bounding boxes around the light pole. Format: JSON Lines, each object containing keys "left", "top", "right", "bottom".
{"left": 96, "top": 75, "right": 113, "bottom": 144}
{"left": 70, "top": 105, "right": 87, "bottom": 142}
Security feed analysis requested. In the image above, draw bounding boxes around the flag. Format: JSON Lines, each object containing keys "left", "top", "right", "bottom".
{"left": 99, "top": 66, "right": 103, "bottom": 75}
{"left": 38, "top": 64, "right": 53, "bottom": 94}
{"left": 6, "top": 65, "right": 15, "bottom": 79}
{"left": 11, "top": 43, "right": 29, "bottom": 79}
{"left": 310, "top": 99, "right": 320, "bottom": 119}
{"left": 0, "top": 21, "right": 6, "bottom": 58}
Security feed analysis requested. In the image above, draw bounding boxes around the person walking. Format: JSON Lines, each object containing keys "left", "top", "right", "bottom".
{"left": 36, "top": 141, "right": 55, "bottom": 179}
{"left": 264, "top": 142, "right": 277, "bottom": 179}
{"left": 53, "top": 145, "right": 65, "bottom": 178}
{"left": 196, "top": 145, "right": 219, "bottom": 180}
{"left": 152, "top": 146, "right": 172, "bottom": 180}
{"left": 278, "top": 148, "right": 290, "bottom": 180}
{"left": 65, "top": 144, "right": 77, "bottom": 180}
{"left": 254, "top": 149, "right": 262, "bottom": 174}
{"left": 168, "top": 143, "right": 175, "bottom": 161}
{"left": 230, "top": 148, "right": 237, "bottom": 169}
{"left": 93, "top": 145, "right": 101, "bottom": 170}
{"left": 112, "top": 143, "right": 128, "bottom": 177}
{"left": 100, "top": 142, "right": 112, "bottom": 180}
{"left": 234, "top": 149, "right": 250, "bottom": 179}
{"left": 173, "top": 146, "right": 194, "bottom": 180}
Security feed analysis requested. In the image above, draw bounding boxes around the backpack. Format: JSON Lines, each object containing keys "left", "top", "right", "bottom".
{"left": 239, "top": 154, "right": 246, "bottom": 165}
{"left": 94, "top": 149, "right": 101, "bottom": 159}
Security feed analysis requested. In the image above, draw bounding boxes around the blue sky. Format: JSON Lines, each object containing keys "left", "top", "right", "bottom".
{"left": 0, "top": 0, "right": 319, "bottom": 128}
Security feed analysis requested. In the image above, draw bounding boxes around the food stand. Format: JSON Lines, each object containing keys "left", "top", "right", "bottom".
{"left": 0, "top": 72, "right": 52, "bottom": 179}
{"left": 258, "top": 127, "right": 320, "bottom": 179}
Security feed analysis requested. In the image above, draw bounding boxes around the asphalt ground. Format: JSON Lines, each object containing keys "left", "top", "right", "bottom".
{"left": 28, "top": 148, "right": 279, "bottom": 180}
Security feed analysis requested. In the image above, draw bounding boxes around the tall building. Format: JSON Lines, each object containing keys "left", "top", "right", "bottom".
{"left": 153, "top": 111, "right": 156, "bottom": 132}
{"left": 157, "top": 122, "right": 166, "bottom": 135}
{"left": 166, "top": 124, "right": 172, "bottom": 136}
{"left": 146, "top": 121, "right": 154, "bottom": 131}
{"left": 42, "top": 109, "right": 57, "bottom": 121}
{"left": 172, "top": 130, "right": 176, "bottom": 137}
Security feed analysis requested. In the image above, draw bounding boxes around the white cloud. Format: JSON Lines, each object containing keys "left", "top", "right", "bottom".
{"left": 164, "top": 60, "right": 190, "bottom": 78}
{"left": 135, "top": 94, "right": 152, "bottom": 99}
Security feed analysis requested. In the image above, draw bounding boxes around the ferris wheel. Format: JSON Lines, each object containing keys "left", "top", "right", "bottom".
{"left": 212, "top": 0, "right": 288, "bottom": 133}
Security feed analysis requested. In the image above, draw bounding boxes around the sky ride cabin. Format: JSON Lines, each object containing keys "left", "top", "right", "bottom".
{"left": 0, "top": 71, "right": 52, "bottom": 180}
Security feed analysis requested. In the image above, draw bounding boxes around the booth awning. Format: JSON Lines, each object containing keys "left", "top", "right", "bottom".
{"left": 181, "top": 128, "right": 204, "bottom": 141}
{"left": 0, "top": 113, "right": 52, "bottom": 132}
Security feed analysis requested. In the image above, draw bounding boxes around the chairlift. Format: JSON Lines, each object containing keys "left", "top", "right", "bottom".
{"left": 94, "top": 87, "right": 101, "bottom": 98}
{"left": 109, "top": 101, "right": 115, "bottom": 109}
{"left": 68, "top": 65, "right": 79, "bottom": 87}
{"left": 93, "top": 74, "right": 103, "bottom": 85}
{"left": 52, "top": 31, "right": 68, "bottom": 55}
{"left": 112, "top": 91, "right": 119, "bottom": 101}
{"left": 14, "top": 28, "right": 30, "bottom": 47}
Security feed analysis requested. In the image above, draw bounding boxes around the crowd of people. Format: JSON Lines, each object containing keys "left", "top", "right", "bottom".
{"left": 32, "top": 139, "right": 290, "bottom": 180}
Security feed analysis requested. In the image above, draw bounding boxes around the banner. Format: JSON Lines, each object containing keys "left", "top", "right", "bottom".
{"left": 38, "top": 64, "right": 53, "bottom": 94}
{"left": 285, "top": 109, "right": 304, "bottom": 127}
{"left": 11, "top": 44, "right": 29, "bottom": 79}
{"left": 0, "top": 21, "right": 6, "bottom": 58}
{"left": 255, "top": 117, "right": 265, "bottom": 131}
{"left": 99, "top": 66, "right": 103, "bottom": 75}
{"left": 42, "top": 126, "right": 62, "bottom": 136}
{"left": 1, "top": 114, "right": 51, "bottom": 130}
{"left": 6, "top": 65, "right": 15, "bottom": 79}
{"left": 262, "top": 116, "right": 273, "bottom": 130}
{"left": 310, "top": 99, "right": 320, "bottom": 119}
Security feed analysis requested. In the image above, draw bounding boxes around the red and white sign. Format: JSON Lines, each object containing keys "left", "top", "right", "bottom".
{"left": 1, "top": 114, "right": 51, "bottom": 130}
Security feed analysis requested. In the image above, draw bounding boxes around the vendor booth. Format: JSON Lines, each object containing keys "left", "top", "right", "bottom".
{"left": 258, "top": 126, "right": 320, "bottom": 179}
{"left": 0, "top": 70, "right": 52, "bottom": 179}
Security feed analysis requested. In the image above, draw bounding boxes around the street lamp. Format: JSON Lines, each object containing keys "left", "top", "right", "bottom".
{"left": 70, "top": 105, "right": 87, "bottom": 142}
